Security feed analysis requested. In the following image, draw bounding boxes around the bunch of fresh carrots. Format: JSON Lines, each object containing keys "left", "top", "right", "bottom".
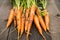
{"left": 4, "top": 0, "right": 50, "bottom": 40}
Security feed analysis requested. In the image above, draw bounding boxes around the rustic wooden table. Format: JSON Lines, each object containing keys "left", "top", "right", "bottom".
{"left": 0, "top": 0, "right": 60, "bottom": 40}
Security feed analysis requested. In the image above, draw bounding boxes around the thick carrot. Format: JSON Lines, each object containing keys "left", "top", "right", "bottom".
{"left": 6, "top": 9, "right": 14, "bottom": 28}
{"left": 16, "top": 7, "right": 23, "bottom": 40}
{"left": 25, "top": 8, "right": 30, "bottom": 32}
{"left": 44, "top": 9, "right": 50, "bottom": 31}
{"left": 26, "top": 5, "right": 36, "bottom": 40}
{"left": 36, "top": 8, "right": 47, "bottom": 32}
{"left": 20, "top": 13, "right": 25, "bottom": 37}
{"left": 34, "top": 15, "right": 46, "bottom": 40}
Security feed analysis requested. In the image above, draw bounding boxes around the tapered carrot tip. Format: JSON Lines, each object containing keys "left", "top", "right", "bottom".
{"left": 26, "top": 32, "right": 32, "bottom": 35}
{"left": 6, "top": 19, "right": 11, "bottom": 28}
{"left": 45, "top": 31, "right": 51, "bottom": 37}
{"left": 25, "top": 21, "right": 28, "bottom": 29}
{"left": 26, "top": 36, "right": 29, "bottom": 40}
{"left": 25, "top": 20, "right": 29, "bottom": 32}
{"left": 18, "top": 34, "right": 20, "bottom": 40}
{"left": 14, "top": 17, "right": 17, "bottom": 27}
{"left": 19, "top": 29, "right": 23, "bottom": 38}
{"left": 26, "top": 33, "right": 29, "bottom": 40}
{"left": 25, "top": 18, "right": 29, "bottom": 32}
{"left": 44, "top": 10, "right": 50, "bottom": 32}
{"left": 26, "top": 32, "right": 32, "bottom": 40}
{"left": 18, "top": 31, "right": 20, "bottom": 40}
{"left": 47, "top": 28, "right": 49, "bottom": 32}
{"left": 42, "top": 34, "right": 46, "bottom": 40}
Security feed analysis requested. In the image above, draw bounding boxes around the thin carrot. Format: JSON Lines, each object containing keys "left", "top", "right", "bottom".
{"left": 16, "top": 9, "right": 21, "bottom": 40}
{"left": 20, "top": 13, "right": 25, "bottom": 37}
{"left": 12, "top": 7, "right": 17, "bottom": 33}
{"left": 44, "top": 9, "right": 50, "bottom": 31}
{"left": 13, "top": 7, "right": 17, "bottom": 27}
{"left": 36, "top": 8, "right": 47, "bottom": 32}
{"left": 16, "top": 7, "right": 23, "bottom": 40}
{"left": 34, "top": 15, "right": 46, "bottom": 40}
{"left": 26, "top": 5, "right": 36, "bottom": 40}
{"left": 6, "top": 9, "right": 14, "bottom": 28}
{"left": 25, "top": 8, "right": 30, "bottom": 32}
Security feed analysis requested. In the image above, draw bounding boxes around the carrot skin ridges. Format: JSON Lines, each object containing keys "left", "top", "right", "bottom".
{"left": 25, "top": 8, "right": 30, "bottom": 32}
{"left": 36, "top": 8, "right": 47, "bottom": 31}
{"left": 44, "top": 10, "right": 50, "bottom": 31}
{"left": 6, "top": 9, "right": 14, "bottom": 28}
{"left": 26, "top": 5, "right": 36, "bottom": 40}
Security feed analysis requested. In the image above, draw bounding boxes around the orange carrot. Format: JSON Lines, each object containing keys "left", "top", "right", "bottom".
{"left": 36, "top": 8, "right": 47, "bottom": 31}
{"left": 25, "top": 8, "right": 30, "bottom": 32}
{"left": 26, "top": 5, "right": 36, "bottom": 40}
{"left": 44, "top": 9, "right": 50, "bottom": 31}
{"left": 16, "top": 7, "right": 23, "bottom": 40}
{"left": 13, "top": 7, "right": 17, "bottom": 27}
{"left": 14, "top": 17, "right": 16, "bottom": 27}
{"left": 20, "top": 13, "right": 25, "bottom": 37}
{"left": 6, "top": 9, "right": 14, "bottom": 28}
{"left": 34, "top": 15, "right": 46, "bottom": 40}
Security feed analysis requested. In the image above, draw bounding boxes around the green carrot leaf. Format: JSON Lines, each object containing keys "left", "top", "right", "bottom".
{"left": 15, "top": 0, "right": 20, "bottom": 9}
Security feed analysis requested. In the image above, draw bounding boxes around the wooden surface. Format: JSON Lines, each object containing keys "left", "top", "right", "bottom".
{"left": 0, "top": 0, "right": 60, "bottom": 40}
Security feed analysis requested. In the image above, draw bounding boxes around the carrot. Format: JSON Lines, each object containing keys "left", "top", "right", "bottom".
{"left": 25, "top": 8, "right": 30, "bottom": 32}
{"left": 16, "top": 7, "right": 23, "bottom": 40}
{"left": 44, "top": 9, "right": 50, "bottom": 31}
{"left": 20, "top": 13, "right": 25, "bottom": 37}
{"left": 36, "top": 8, "right": 47, "bottom": 32}
{"left": 6, "top": 9, "right": 14, "bottom": 28}
{"left": 16, "top": 9, "right": 21, "bottom": 40}
{"left": 26, "top": 5, "right": 36, "bottom": 40}
{"left": 14, "top": 12, "right": 17, "bottom": 27}
{"left": 34, "top": 15, "right": 46, "bottom": 40}
{"left": 14, "top": 18, "right": 16, "bottom": 27}
{"left": 14, "top": 7, "right": 18, "bottom": 28}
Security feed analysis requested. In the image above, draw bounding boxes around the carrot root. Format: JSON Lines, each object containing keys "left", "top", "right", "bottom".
{"left": 25, "top": 8, "right": 30, "bottom": 32}
{"left": 26, "top": 5, "right": 36, "bottom": 40}
{"left": 6, "top": 9, "right": 14, "bottom": 28}
{"left": 34, "top": 15, "right": 46, "bottom": 40}
{"left": 20, "top": 14, "right": 25, "bottom": 38}
{"left": 44, "top": 9, "right": 50, "bottom": 32}
{"left": 36, "top": 8, "right": 47, "bottom": 31}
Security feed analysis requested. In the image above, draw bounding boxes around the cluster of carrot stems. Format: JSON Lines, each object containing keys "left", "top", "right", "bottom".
{"left": 0, "top": 0, "right": 50, "bottom": 40}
